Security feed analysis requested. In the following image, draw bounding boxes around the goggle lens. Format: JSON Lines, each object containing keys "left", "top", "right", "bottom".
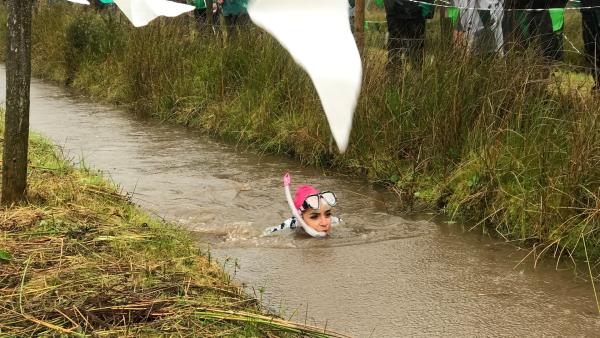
{"left": 301, "top": 191, "right": 337, "bottom": 210}
{"left": 321, "top": 192, "right": 337, "bottom": 206}
{"left": 304, "top": 195, "right": 321, "bottom": 209}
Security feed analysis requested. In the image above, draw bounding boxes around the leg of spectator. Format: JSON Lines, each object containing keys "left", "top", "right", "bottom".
{"left": 224, "top": 14, "right": 236, "bottom": 37}
{"left": 489, "top": 0, "right": 504, "bottom": 56}
{"left": 210, "top": 2, "right": 221, "bottom": 34}
{"left": 194, "top": 8, "right": 208, "bottom": 32}
{"left": 501, "top": 5, "right": 515, "bottom": 53}
{"left": 526, "top": 0, "right": 566, "bottom": 61}
{"left": 238, "top": 12, "right": 250, "bottom": 29}
{"left": 457, "top": 0, "right": 488, "bottom": 54}
{"left": 582, "top": 2, "right": 600, "bottom": 91}
{"left": 406, "top": 18, "right": 426, "bottom": 68}
{"left": 548, "top": 0, "right": 568, "bottom": 61}
{"left": 529, "top": 11, "right": 554, "bottom": 59}
{"left": 386, "top": 12, "right": 403, "bottom": 77}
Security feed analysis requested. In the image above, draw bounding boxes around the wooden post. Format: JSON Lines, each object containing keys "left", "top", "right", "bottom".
{"left": 355, "top": 0, "right": 365, "bottom": 53}
{"left": 2, "top": 0, "right": 33, "bottom": 205}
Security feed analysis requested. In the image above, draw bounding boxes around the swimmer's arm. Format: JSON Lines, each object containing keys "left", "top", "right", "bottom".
{"left": 331, "top": 216, "right": 342, "bottom": 226}
{"left": 264, "top": 217, "right": 298, "bottom": 234}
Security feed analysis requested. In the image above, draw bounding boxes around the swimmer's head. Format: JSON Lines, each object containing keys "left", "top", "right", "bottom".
{"left": 294, "top": 185, "right": 337, "bottom": 233}
{"left": 294, "top": 185, "right": 320, "bottom": 210}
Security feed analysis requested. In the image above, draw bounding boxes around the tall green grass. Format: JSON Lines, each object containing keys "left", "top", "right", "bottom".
{"left": 14, "top": 3, "right": 600, "bottom": 261}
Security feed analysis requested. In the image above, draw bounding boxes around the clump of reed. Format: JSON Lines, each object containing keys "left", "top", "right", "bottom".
{"left": 13, "top": 3, "right": 600, "bottom": 264}
{"left": 0, "top": 124, "right": 347, "bottom": 336}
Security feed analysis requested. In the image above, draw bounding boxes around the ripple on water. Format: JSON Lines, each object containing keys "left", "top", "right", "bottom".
{"left": 186, "top": 214, "right": 437, "bottom": 249}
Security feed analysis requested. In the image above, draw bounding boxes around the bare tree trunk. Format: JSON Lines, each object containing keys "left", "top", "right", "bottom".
{"left": 355, "top": 0, "right": 365, "bottom": 53}
{"left": 2, "top": 0, "right": 32, "bottom": 205}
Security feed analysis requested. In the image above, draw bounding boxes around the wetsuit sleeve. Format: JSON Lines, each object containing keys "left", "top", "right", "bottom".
{"left": 264, "top": 217, "right": 297, "bottom": 234}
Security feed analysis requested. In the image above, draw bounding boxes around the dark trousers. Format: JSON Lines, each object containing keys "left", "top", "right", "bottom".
{"left": 224, "top": 13, "right": 250, "bottom": 36}
{"left": 193, "top": 8, "right": 208, "bottom": 30}
{"left": 386, "top": 16, "right": 426, "bottom": 72}
{"left": 526, "top": 10, "right": 562, "bottom": 60}
{"left": 504, "top": 0, "right": 567, "bottom": 60}
{"left": 582, "top": 6, "right": 600, "bottom": 89}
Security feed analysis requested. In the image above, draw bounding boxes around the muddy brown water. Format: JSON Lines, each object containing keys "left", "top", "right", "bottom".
{"left": 2, "top": 66, "right": 599, "bottom": 337}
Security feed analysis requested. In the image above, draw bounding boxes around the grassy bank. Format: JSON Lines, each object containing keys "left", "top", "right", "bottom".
{"left": 0, "top": 124, "right": 344, "bottom": 335}
{"left": 5, "top": 3, "right": 600, "bottom": 264}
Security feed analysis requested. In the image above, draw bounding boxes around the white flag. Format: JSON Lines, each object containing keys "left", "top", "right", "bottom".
{"left": 66, "top": 0, "right": 194, "bottom": 27}
{"left": 113, "top": 0, "right": 194, "bottom": 27}
{"left": 248, "top": 0, "right": 362, "bottom": 152}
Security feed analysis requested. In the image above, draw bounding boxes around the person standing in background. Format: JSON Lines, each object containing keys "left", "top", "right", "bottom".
{"left": 529, "top": 0, "right": 567, "bottom": 61}
{"left": 219, "top": 0, "right": 249, "bottom": 35}
{"left": 507, "top": 0, "right": 568, "bottom": 60}
{"left": 187, "top": 0, "right": 209, "bottom": 31}
{"left": 383, "top": 0, "right": 434, "bottom": 75}
{"left": 455, "top": 0, "right": 505, "bottom": 56}
{"left": 581, "top": 0, "right": 600, "bottom": 92}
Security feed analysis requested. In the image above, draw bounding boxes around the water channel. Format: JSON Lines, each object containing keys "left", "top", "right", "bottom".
{"left": 2, "top": 66, "right": 599, "bottom": 336}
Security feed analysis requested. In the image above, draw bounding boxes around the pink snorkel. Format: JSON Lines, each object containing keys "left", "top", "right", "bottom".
{"left": 283, "top": 173, "right": 328, "bottom": 238}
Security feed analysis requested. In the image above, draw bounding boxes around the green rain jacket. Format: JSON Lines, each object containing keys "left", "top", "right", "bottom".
{"left": 187, "top": 0, "right": 207, "bottom": 10}
{"left": 222, "top": 0, "right": 248, "bottom": 16}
